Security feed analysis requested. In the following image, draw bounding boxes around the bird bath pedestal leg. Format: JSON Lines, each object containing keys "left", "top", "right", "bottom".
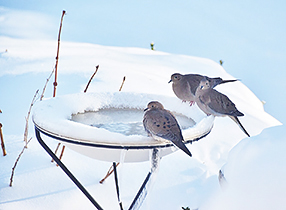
{"left": 35, "top": 126, "right": 161, "bottom": 210}
{"left": 128, "top": 148, "right": 161, "bottom": 210}
{"left": 35, "top": 127, "right": 104, "bottom": 210}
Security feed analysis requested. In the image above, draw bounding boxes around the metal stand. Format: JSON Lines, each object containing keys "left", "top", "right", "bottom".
{"left": 35, "top": 127, "right": 161, "bottom": 210}
{"left": 128, "top": 148, "right": 160, "bottom": 210}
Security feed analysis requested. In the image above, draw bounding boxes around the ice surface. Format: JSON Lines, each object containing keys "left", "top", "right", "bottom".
{"left": 71, "top": 108, "right": 195, "bottom": 136}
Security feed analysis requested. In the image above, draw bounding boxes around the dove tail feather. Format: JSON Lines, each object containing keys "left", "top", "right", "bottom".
{"left": 172, "top": 140, "right": 192, "bottom": 157}
{"left": 220, "top": 79, "right": 239, "bottom": 85}
{"left": 229, "top": 116, "right": 250, "bottom": 137}
{"left": 211, "top": 78, "right": 238, "bottom": 88}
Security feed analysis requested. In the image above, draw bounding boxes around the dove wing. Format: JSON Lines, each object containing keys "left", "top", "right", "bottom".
{"left": 206, "top": 89, "right": 244, "bottom": 116}
{"left": 143, "top": 109, "right": 183, "bottom": 142}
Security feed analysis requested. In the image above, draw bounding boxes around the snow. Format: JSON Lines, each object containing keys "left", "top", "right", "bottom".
{"left": 32, "top": 92, "right": 212, "bottom": 144}
{"left": 200, "top": 125, "right": 286, "bottom": 210}
{"left": 0, "top": 5, "right": 285, "bottom": 209}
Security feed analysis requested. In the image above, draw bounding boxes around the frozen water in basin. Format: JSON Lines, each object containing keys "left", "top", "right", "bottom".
{"left": 71, "top": 108, "right": 196, "bottom": 136}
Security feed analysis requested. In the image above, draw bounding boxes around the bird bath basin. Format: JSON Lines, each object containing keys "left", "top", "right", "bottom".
{"left": 71, "top": 108, "right": 196, "bottom": 136}
{"left": 33, "top": 92, "right": 214, "bottom": 162}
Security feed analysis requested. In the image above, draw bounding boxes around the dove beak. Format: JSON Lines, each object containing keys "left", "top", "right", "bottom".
{"left": 144, "top": 107, "right": 148, "bottom": 112}
{"left": 168, "top": 79, "right": 172, "bottom": 83}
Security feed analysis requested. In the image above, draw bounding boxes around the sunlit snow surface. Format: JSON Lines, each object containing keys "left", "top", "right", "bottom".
{"left": 0, "top": 36, "right": 283, "bottom": 210}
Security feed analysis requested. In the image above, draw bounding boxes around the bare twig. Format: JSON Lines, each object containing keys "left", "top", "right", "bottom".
{"left": 100, "top": 162, "right": 120, "bottom": 184}
{"left": 24, "top": 89, "right": 39, "bottom": 148}
{"left": 118, "top": 76, "right": 126, "bottom": 92}
{"left": 40, "top": 68, "right": 55, "bottom": 101}
{"left": 51, "top": 10, "right": 66, "bottom": 163}
{"left": 56, "top": 145, "right": 66, "bottom": 167}
{"left": 51, "top": 143, "right": 61, "bottom": 163}
{"left": 10, "top": 137, "right": 32, "bottom": 187}
{"left": 84, "top": 65, "right": 99, "bottom": 93}
{"left": 10, "top": 89, "right": 39, "bottom": 186}
{"left": 0, "top": 123, "right": 7, "bottom": 156}
{"left": 53, "top": 10, "right": 66, "bottom": 98}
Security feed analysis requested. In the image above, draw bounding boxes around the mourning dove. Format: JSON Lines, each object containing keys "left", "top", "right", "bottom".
{"left": 195, "top": 77, "right": 250, "bottom": 137}
{"left": 143, "top": 101, "right": 192, "bottom": 157}
{"left": 169, "top": 73, "right": 238, "bottom": 105}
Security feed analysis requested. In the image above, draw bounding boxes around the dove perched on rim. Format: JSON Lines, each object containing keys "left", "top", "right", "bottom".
{"left": 143, "top": 101, "right": 192, "bottom": 157}
{"left": 195, "top": 77, "right": 250, "bottom": 137}
{"left": 169, "top": 73, "right": 238, "bottom": 105}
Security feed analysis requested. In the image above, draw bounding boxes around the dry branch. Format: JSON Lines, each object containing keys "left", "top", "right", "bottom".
{"left": 56, "top": 145, "right": 66, "bottom": 167}
{"left": 51, "top": 143, "right": 61, "bottom": 163}
{"left": 40, "top": 68, "right": 55, "bottom": 101}
{"left": 0, "top": 123, "right": 7, "bottom": 156}
{"left": 53, "top": 10, "right": 66, "bottom": 98}
{"left": 51, "top": 10, "right": 66, "bottom": 163}
{"left": 84, "top": 65, "right": 99, "bottom": 93}
{"left": 100, "top": 162, "right": 120, "bottom": 184}
{"left": 118, "top": 76, "right": 126, "bottom": 92}
{"left": 9, "top": 137, "right": 32, "bottom": 187}
{"left": 24, "top": 89, "right": 39, "bottom": 148}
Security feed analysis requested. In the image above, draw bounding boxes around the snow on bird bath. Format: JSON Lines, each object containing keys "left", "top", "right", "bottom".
{"left": 32, "top": 91, "right": 214, "bottom": 162}
{"left": 33, "top": 91, "right": 213, "bottom": 146}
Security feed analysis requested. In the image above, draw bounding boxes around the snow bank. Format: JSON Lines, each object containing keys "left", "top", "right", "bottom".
{"left": 201, "top": 125, "right": 286, "bottom": 210}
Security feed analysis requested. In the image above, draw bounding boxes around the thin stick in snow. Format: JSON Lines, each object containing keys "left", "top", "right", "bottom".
{"left": 24, "top": 89, "right": 39, "bottom": 148}
{"left": 51, "top": 10, "right": 66, "bottom": 163}
{"left": 0, "top": 123, "right": 7, "bottom": 156}
{"left": 53, "top": 10, "right": 66, "bottom": 98}
{"left": 9, "top": 137, "right": 32, "bottom": 187}
{"left": 40, "top": 68, "right": 55, "bottom": 101}
{"left": 84, "top": 65, "right": 99, "bottom": 93}
{"left": 56, "top": 145, "right": 66, "bottom": 166}
{"left": 99, "top": 162, "right": 120, "bottom": 184}
{"left": 119, "top": 76, "right": 126, "bottom": 92}
{"left": 51, "top": 142, "right": 61, "bottom": 163}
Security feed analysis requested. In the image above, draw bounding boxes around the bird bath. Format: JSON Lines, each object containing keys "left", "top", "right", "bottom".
{"left": 33, "top": 92, "right": 214, "bottom": 162}
{"left": 33, "top": 92, "right": 214, "bottom": 210}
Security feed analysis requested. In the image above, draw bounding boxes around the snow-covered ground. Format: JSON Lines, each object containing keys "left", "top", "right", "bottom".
{"left": 0, "top": 36, "right": 283, "bottom": 210}
{"left": 1, "top": 3, "right": 286, "bottom": 210}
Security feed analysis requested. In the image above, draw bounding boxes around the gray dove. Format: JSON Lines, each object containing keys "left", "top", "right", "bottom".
{"left": 195, "top": 77, "right": 250, "bottom": 137}
{"left": 143, "top": 101, "right": 192, "bottom": 157}
{"left": 169, "top": 73, "right": 238, "bottom": 105}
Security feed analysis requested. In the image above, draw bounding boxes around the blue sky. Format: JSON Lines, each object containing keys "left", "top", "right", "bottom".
{"left": 1, "top": 0, "right": 286, "bottom": 123}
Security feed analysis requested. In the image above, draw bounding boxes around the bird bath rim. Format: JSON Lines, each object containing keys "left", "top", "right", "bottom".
{"left": 32, "top": 92, "right": 214, "bottom": 162}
